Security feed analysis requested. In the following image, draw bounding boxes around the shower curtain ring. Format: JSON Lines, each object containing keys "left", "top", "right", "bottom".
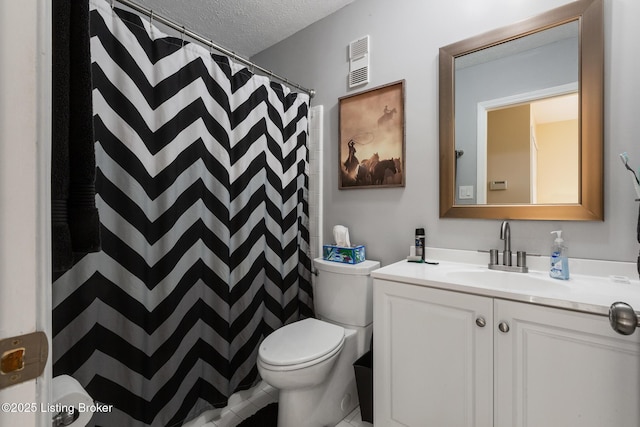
{"left": 148, "top": 10, "right": 155, "bottom": 38}
{"left": 181, "top": 26, "right": 186, "bottom": 46}
{"left": 110, "top": 0, "right": 115, "bottom": 9}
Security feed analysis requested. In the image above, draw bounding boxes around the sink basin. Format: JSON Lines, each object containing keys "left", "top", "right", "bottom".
{"left": 443, "top": 268, "right": 567, "bottom": 292}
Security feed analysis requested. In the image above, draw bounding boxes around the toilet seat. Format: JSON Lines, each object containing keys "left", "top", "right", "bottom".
{"left": 259, "top": 318, "right": 345, "bottom": 370}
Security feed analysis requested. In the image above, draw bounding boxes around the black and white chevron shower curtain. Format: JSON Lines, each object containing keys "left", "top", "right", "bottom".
{"left": 52, "top": 1, "right": 313, "bottom": 425}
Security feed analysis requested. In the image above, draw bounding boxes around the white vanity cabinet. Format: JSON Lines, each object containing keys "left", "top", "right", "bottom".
{"left": 373, "top": 278, "right": 640, "bottom": 427}
{"left": 494, "top": 299, "right": 640, "bottom": 427}
{"left": 373, "top": 279, "right": 494, "bottom": 427}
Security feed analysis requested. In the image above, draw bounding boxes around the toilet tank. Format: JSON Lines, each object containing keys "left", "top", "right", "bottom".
{"left": 313, "top": 258, "right": 380, "bottom": 327}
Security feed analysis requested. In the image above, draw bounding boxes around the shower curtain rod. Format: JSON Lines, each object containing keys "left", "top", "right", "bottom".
{"left": 112, "top": 0, "right": 316, "bottom": 98}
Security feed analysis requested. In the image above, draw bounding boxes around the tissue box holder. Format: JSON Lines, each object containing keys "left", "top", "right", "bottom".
{"left": 323, "top": 245, "right": 365, "bottom": 264}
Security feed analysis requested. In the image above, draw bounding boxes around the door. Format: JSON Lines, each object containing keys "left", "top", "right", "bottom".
{"left": 374, "top": 279, "right": 493, "bottom": 427}
{"left": 0, "top": 1, "right": 51, "bottom": 426}
{"left": 495, "top": 300, "right": 640, "bottom": 427}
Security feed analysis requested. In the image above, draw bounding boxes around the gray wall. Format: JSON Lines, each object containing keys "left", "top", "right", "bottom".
{"left": 252, "top": 0, "right": 640, "bottom": 267}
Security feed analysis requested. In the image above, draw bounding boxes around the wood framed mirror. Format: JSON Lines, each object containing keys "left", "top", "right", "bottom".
{"left": 439, "top": 0, "right": 603, "bottom": 220}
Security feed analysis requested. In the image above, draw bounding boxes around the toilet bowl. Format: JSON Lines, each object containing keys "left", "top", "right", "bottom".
{"left": 257, "top": 258, "right": 380, "bottom": 427}
{"left": 258, "top": 319, "right": 359, "bottom": 427}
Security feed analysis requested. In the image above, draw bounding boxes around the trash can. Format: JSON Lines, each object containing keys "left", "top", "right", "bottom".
{"left": 353, "top": 346, "right": 373, "bottom": 423}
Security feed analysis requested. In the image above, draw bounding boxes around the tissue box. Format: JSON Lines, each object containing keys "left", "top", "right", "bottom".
{"left": 323, "top": 245, "right": 366, "bottom": 264}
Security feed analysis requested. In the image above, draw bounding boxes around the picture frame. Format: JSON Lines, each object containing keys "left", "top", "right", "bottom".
{"left": 338, "top": 80, "right": 406, "bottom": 189}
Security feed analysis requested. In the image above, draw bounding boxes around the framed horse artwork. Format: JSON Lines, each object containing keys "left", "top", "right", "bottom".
{"left": 338, "top": 80, "right": 406, "bottom": 189}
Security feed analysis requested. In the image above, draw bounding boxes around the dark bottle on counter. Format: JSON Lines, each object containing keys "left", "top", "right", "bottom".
{"left": 415, "top": 228, "right": 426, "bottom": 261}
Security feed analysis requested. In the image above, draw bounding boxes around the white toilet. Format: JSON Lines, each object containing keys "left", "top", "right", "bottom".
{"left": 257, "top": 258, "right": 380, "bottom": 427}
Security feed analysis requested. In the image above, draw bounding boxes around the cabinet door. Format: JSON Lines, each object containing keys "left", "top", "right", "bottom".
{"left": 495, "top": 300, "right": 640, "bottom": 427}
{"left": 374, "top": 279, "right": 493, "bottom": 427}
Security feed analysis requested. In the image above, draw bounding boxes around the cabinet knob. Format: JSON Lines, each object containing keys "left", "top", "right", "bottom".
{"left": 498, "top": 322, "right": 510, "bottom": 333}
{"left": 609, "top": 302, "right": 640, "bottom": 335}
{"left": 475, "top": 317, "right": 486, "bottom": 327}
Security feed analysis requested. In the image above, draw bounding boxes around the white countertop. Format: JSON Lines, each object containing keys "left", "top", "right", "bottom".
{"left": 371, "top": 248, "right": 640, "bottom": 317}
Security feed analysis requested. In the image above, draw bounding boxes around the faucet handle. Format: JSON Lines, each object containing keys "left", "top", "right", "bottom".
{"left": 517, "top": 251, "right": 527, "bottom": 268}
{"left": 489, "top": 249, "right": 499, "bottom": 265}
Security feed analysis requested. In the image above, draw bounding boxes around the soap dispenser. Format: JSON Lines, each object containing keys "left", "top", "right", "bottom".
{"left": 550, "top": 230, "right": 569, "bottom": 280}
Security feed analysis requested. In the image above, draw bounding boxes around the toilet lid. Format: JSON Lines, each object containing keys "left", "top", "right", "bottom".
{"left": 259, "top": 318, "right": 345, "bottom": 367}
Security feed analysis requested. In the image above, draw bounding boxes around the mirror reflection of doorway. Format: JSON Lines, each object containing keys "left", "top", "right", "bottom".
{"left": 487, "top": 104, "right": 531, "bottom": 204}
{"left": 478, "top": 88, "right": 579, "bottom": 204}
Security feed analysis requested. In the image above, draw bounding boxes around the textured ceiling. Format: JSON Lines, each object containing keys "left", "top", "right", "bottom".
{"left": 134, "top": 0, "right": 355, "bottom": 58}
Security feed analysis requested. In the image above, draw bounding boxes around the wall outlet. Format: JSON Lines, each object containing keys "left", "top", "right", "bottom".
{"left": 458, "top": 185, "right": 474, "bottom": 199}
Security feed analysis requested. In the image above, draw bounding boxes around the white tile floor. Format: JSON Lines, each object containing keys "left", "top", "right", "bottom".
{"left": 182, "top": 380, "right": 372, "bottom": 427}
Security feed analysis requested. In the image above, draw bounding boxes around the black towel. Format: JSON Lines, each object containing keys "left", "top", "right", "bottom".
{"left": 52, "top": 0, "right": 100, "bottom": 273}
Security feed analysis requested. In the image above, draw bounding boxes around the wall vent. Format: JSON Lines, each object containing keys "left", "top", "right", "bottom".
{"left": 349, "top": 35, "right": 370, "bottom": 88}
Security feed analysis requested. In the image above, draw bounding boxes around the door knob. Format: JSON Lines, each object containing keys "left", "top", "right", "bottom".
{"left": 609, "top": 302, "right": 640, "bottom": 335}
{"left": 498, "top": 322, "right": 510, "bottom": 333}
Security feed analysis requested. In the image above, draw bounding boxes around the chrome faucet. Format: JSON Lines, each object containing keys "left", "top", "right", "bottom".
{"left": 500, "top": 220, "right": 512, "bottom": 266}
{"left": 488, "top": 220, "right": 528, "bottom": 273}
